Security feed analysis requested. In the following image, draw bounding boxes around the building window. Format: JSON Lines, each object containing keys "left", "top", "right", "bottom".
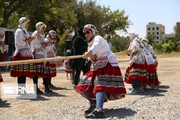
{"left": 157, "top": 27, "right": 159, "bottom": 30}
{"left": 152, "top": 32, "right": 154, "bottom": 35}
{"left": 148, "top": 27, "right": 150, "bottom": 30}
{"left": 152, "top": 27, "right": 154, "bottom": 30}
{"left": 157, "top": 32, "right": 159, "bottom": 34}
{"left": 157, "top": 36, "right": 159, "bottom": 39}
{"left": 148, "top": 32, "right": 150, "bottom": 34}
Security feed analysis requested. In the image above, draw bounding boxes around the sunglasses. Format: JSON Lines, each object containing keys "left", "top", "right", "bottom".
{"left": 83, "top": 31, "right": 91, "bottom": 35}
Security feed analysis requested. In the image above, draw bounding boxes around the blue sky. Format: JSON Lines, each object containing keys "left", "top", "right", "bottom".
{"left": 81, "top": 0, "right": 180, "bottom": 37}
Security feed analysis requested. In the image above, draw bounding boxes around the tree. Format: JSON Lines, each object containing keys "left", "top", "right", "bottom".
{"left": 153, "top": 36, "right": 180, "bottom": 53}
{"left": 111, "top": 35, "right": 128, "bottom": 52}
{"left": 0, "top": 0, "right": 35, "bottom": 28}
{"left": 73, "top": 1, "right": 129, "bottom": 36}
{"left": 146, "top": 34, "right": 156, "bottom": 45}
{"left": 0, "top": 0, "right": 130, "bottom": 53}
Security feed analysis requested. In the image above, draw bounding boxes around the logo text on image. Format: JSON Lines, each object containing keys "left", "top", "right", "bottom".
{"left": 1, "top": 83, "right": 37, "bottom": 99}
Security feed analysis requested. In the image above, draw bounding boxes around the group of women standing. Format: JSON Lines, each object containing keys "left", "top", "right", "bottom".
{"left": 10, "top": 17, "right": 57, "bottom": 94}
{"left": 125, "top": 32, "right": 160, "bottom": 94}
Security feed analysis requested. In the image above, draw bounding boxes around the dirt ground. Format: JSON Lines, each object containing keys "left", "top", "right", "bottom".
{"left": 0, "top": 56, "right": 180, "bottom": 120}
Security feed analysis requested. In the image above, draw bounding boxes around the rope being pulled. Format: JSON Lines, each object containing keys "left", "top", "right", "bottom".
{"left": 0, "top": 55, "right": 85, "bottom": 66}
{"left": 0, "top": 51, "right": 127, "bottom": 67}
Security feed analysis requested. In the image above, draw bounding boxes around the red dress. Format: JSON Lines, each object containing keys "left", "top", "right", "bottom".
{"left": 76, "top": 59, "right": 126, "bottom": 101}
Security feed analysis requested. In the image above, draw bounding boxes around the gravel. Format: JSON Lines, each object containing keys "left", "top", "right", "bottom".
{"left": 0, "top": 57, "right": 180, "bottom": 120}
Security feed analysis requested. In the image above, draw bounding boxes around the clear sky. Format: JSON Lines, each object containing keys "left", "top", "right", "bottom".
{"left": 81, "top": 0, "right": 180, "bottom": 37}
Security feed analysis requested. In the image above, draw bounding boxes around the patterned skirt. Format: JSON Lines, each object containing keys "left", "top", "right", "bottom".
{"left": 44, "top": 61, "right": 56, "bottom": 77}
{"left": 146, "top": 63, "right": 160, "bottom": 86}
{"left": 125, "top": 63, "right": 148, "bottom": 84}
{"left": 34, "top": 61, "right": 47, "bottom": 77}
{"left": 76, "top": 59, "right": 126, "bottom": 101}
{"left": 33, "top": 52, "right": 51, "bottom": 78}
{"left": 10, "top": 52, "right": 36, "bottom": 77}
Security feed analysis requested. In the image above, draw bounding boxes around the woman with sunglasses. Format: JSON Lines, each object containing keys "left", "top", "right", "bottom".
{"left": 76, "top": 24, "right": 126, "bottom": 118}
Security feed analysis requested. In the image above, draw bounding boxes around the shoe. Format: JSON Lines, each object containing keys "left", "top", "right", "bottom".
{"left": 37, "top": 88, "right": 44, "bottom": 95}
{"left": 128, "top": 88, "right": 132, "bottom": 91}
{"left": 84, "top": 105, "right": 96, "bottom": 115}
{"left": 127, "top": 88, "right": 137, "bottom": 95}
{"left": 49, "top": 84, "right": 56, "bottom": 89}
{"left": 45, "top": 89, "right": 53, "bottom": 93}
{"left": 85, "top": 109, "right": 105, "bottom": 118}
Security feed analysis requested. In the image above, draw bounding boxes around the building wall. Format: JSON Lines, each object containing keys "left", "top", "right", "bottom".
{"left": 146, "top": 22, "right": 165, "bottom": 42}
{"left": 176, "top": 22, "right": 180, "bottom": 39}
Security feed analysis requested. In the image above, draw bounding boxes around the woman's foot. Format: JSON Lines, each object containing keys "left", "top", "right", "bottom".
{"left": 49, "top": 83, "right": 56, "bottom": 89}
{"left": 37, "top": 88, "right": 44, "bottom": 95}
{"left": 85, "top": 109, "right": 105, "bottom": 118}
{"left": 45, "top": 88, "right": 53, "bottom": 93}
{"left": 127, "top": 88, "right": 137, "bottom": 95}
{"left": 84, "top": 105, "right": 96, "bottom": 115}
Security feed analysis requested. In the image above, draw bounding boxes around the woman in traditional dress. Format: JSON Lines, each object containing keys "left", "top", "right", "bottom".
{"left": 141, "top": 38, "right": 160, "bottom": 88}
{"left": 76, "top": 24, "right": 126, "bottom": 118}
{"left": 10, "top": 17, "right": 36, "bottom": 93}
{"left": 44, "top": 30, "right": 57, "bottom": 89}
{"left": 31, "top": 22, "right": 52, "bottom": 93}
{"left": 125, "top": 33, "right": 148, "bottom": 94}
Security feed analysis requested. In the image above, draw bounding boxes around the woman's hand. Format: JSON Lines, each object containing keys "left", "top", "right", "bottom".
{"left": 83, "top": 52, "right": 89, "bottom": 59}
{"left": 27, "top": 35, "right": 36, "bottom": 44}
{"left": 90, "top": 55, "right": 97, "bottom": 62}
{"left": 126, "top": 49, "right": 132, "bottom": 56}
{"left": 83, "top": 51, "right": 96, "bottom": 61}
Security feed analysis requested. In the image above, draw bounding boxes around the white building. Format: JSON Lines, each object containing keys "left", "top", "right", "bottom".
{"left": 146, "top": 22, "right": 165, "bottom": 42}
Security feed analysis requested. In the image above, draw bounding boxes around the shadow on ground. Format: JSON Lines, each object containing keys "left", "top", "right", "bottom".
{"left": 44, "top": 91, "right": 66, "bottom": 97}
{"left": 140, "top": 85, "right": 170, "bottom": 96}
{"left": 0, "top": 100, "right": 11, "bottom": 108}
{"left": 104, "top": 108, "right": 136, "bottom": 119}
{"left": 51, "top": 86, "right": 70, "bottom": 90}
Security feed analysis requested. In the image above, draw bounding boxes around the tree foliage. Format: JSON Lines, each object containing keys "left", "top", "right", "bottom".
{"left": 0, "top": 0, "right": 130, "bottom": 54}
{"left": 146, "top": 34, "right": 156, "bottom": 45}
{"left": 153, "top": 36, "right": 180, "bottom": 53}
{"left": 111, "top": 35, "right": 128, "bottom": 52}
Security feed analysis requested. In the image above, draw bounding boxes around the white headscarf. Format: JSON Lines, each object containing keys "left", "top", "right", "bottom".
{"left": 18, "top": 17, "right": 30, "bottom": 38}
{"left": 35, "top": 22, "right": 46, "bottom": 37}
{"left": 141, "top": 37, "right": 149, "bottom": 47}
{"left": 127, "top": 32, "right": 138, "bottom": 42}
{"left": 83, "top": 24, "right": 97, "bottom": 36}
{"left": 35, "top": 22, "right": 46, "bottom": 32}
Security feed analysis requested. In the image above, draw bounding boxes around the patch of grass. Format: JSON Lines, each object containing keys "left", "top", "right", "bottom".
{"left": 115, "top": 51, "right": 129, "bottom": 59}
{"left": 156, "top": 52, "right": 180, "bottom": 58}
{"left": 115, "top": 51, "right": 180, "bottom": 59}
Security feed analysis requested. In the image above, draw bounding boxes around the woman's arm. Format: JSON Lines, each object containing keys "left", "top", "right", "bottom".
{"left": 83, "top": 50, "right": 97, "bottom": 62}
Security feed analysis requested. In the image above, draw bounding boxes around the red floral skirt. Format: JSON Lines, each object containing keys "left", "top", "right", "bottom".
{"left": 146, "top": 63, "right": 160, "bottom": 86}
{"left": 76, "top": 59, "right": 126, "bottom": 101}
{"left": 125, "top": 63, "right": 148, "bottom": 84}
